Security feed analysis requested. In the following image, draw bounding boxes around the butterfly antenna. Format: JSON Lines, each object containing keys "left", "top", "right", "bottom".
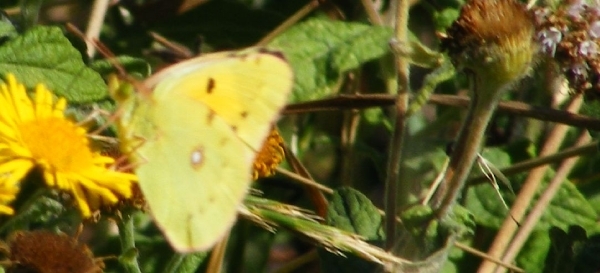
{"left": 148, "top": 31, "right": 194, "bottom": 61}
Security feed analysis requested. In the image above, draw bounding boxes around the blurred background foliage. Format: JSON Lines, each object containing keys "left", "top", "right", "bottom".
{"left": 0, "top": 0, "right": 599, "bottom": 272}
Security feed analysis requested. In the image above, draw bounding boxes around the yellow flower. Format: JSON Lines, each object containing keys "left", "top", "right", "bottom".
{"left": 0, "top": 177, "right": 19, "bottom": 215}
{"left": 0, "top": 73, "right": 137, "bottom": 217}
{"left": 253, "top": 128, "right": 285, "bottom": 179}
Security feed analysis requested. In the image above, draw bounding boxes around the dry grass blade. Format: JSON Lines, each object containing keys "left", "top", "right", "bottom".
{"left": 239, "top": 196, "right": 409, "bottom": 266}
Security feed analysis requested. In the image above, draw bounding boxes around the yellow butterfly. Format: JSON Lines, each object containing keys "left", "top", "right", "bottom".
{"left": 113, "top": 49, "right": 293, "bottom": 252}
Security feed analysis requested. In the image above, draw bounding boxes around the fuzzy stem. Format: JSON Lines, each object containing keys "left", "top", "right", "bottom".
{"left": 432, "top": 76, "right": 504, "bottom": 216}
{"left": 117, "top": 210, "right": 142, "bottom": 273}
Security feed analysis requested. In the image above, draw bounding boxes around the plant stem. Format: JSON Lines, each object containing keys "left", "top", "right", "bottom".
{"left": 255, "top": 0, "right": 319, "bottom": 46}
{"left": 117, "top": 210, "right": 142, "bottom": 273}
{"left": 431, "top": 77, "right": 503, "bottom": 216}
{"left": 384, "top": 0, "right": 410, "bottom": 250}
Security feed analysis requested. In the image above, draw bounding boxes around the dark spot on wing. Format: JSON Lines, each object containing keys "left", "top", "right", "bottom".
{"left": 231, "top": 126, "right": 238, "bottom": 132}
{"left": 219, "top": 138, "right": 228, "bottom": 146}
{"left": 240, "top": 111, "right": 248, "bottom": 118}
{"left": 206, "top": 78, "right": 215, "bottom": 94}
{"left": 207, "top": 110, "right": 216, "bottom": 125}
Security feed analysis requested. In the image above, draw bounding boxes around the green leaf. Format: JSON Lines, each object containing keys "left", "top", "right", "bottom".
{"left": 269, "top": 17, "right": 393, "bottom": 102}
{"left": 325, "top": 187, "right": 384, "bottom": 239}
{"left": 162, "top": 252, "right": 208, "bottom": 273}
{"left": 0, "top": 26, "right": 107, "bottom": 103}
{"left": 0, "top": 18, "right": 17, "bottom": 41}
{"left": 465, "top": 149, "right": 598, "bottom": 231}
{"left": 362, "top": 108, "right": 392, "bottom": 130}
{"left": 319, "top": 187, "right": 384, "bottom": 273}
{"left": 517, "top": 229, "right": 550, "bottom": 273}
{"left": 433, "top": 8, "right": 461, "bottom": 31}
{"left": 90, "top": 56, "right": 151, "bottom": 78}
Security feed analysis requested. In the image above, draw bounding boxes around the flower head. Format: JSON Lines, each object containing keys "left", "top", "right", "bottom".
{"left": 440, "top": 0, "right": 538, "bottom": 93}
{"left": 7, "top": 230, "right": 103, "bottom": 273}
{"left": 0, "top": 74, "right": 137, "bottom": 217}
{"left": 253, "top": 128, "right": 285, "bottom": 179}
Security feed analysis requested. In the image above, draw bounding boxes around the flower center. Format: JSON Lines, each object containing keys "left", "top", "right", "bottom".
{"left": 19, "top": 117, "right": 94, "bottom": 172}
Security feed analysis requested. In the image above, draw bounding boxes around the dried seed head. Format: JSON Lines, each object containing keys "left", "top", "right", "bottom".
{"left": 6, "top": 230, "right": 104, "bottom": 273}
{"left": 441, "top": 0, "right": 538, "bottom": 91}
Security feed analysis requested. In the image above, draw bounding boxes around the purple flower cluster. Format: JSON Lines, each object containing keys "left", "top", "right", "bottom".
{"left": 534, "top": 0, "right": 600, "bottom": 97}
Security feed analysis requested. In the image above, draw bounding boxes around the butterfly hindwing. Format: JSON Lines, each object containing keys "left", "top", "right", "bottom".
{"left": 135, "top": 94, "right": 253, "bottom": 252}
{"left": 116, "top": 49, "right": 293, "bottom": 252}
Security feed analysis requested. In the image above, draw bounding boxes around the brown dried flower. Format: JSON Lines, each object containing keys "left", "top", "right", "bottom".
{"left": 441, "top": 0, "right": 538, "bottom": 93}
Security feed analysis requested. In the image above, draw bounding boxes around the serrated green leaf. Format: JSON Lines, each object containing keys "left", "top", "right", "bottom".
{"left": 320, "top": 187, "right": 384, "bottom": 273}
{"left": 269, "top": 18, "right": 393, "bottom": 102}
{"left": 465, "top": 148, "right": 598, "bottom": 231}
{"left": 400, "top": 204, "right": 439, "bottom": 240}
{"left": 325, "top": 187, "right": 384, "bottom": 239}
{"left": 0, "top": 26, "right": 106, "bottom": 103}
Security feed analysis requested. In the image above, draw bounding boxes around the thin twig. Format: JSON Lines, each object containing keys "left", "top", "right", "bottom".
{"left": 282, "top": 93, "right": 600, "bottom": 131}
{"left": 360, "top": 0, "right": 384, "bottom": 25}
{"left": 283, "top": 145, "right": 329, "bottom": 217}
{"left": 469, "top": 140, "right": 598, "bottom": 185}
{"left": 272, "top": 250, "right": 319, "bottom": 273}
{"left": 384, "top": 0, "right": 410, "bottom": 250}
{"left": 497, "top": 131, "right": 591, "bottom": 273}
{"left": 478, "top": 94, "right": 584, "bottom": 272}
{"left": 276, "top": 167, "right": 334, "bottom": 194}
{"left": 205, "top": 234, "right": 230, "bottom": 273}
{"left": 255, "top": 0, "right": 320, "bottom": 46}
{"left": 454, "top": 242, "right": 524, "bottom": 273}
{"left": 339, "top": 73, "right": 363, "bottom": 186}
{"left": 85, "top": 0, "right": 111, "bottom": 57}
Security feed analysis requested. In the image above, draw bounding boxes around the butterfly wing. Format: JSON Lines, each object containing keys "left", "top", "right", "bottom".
{"left": 134, "top": 94, "right": 253, "bottom": 252}
{"left": 120, "top": 50, "right": 292, "bottom": 252}
{"left": 147, "top": 50, "right": 293, "bottom": 151}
